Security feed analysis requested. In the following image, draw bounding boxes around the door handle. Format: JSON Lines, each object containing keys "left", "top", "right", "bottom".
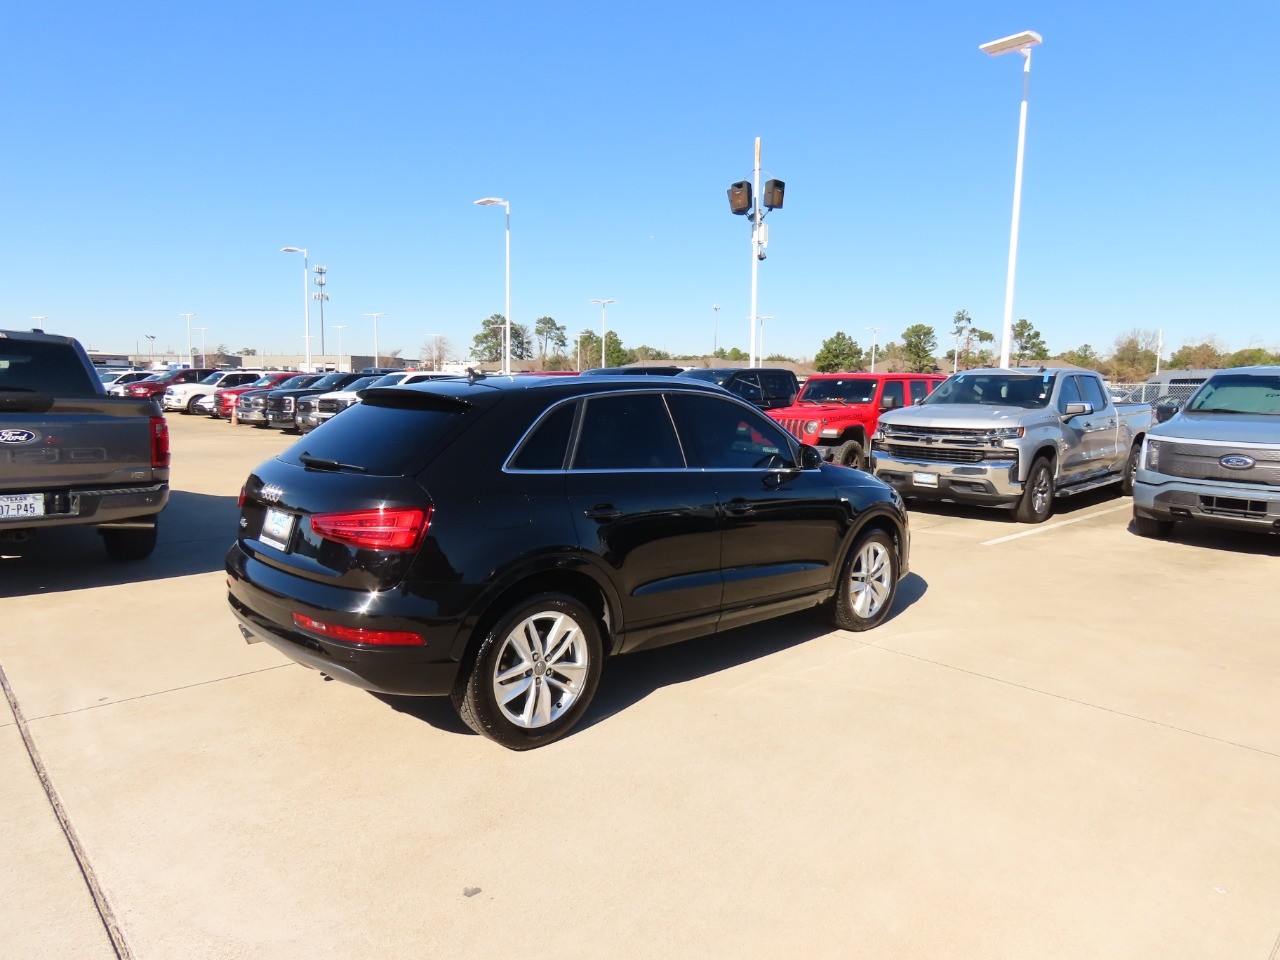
{"left": 583, "top": 504, "right": 621, "bottom": 521}
{"left": 724, "top": 498, "right": 755, "bottom": 516}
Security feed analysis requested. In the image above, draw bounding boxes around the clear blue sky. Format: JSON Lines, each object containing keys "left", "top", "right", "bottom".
{"left": 4, "top": 1, "right": 1277, "bottom": 363}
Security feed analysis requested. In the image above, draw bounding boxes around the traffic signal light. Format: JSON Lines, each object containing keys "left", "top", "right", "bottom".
{"left": 727, "top": 181, "right": 752, "bottom": 216}
{"left": 763, "top": 179, "right": 785, "bottom": 210}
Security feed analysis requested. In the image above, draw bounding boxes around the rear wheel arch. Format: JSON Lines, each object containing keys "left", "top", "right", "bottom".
{"left": 454, "top": 563, "right": 620, "bottom": 664}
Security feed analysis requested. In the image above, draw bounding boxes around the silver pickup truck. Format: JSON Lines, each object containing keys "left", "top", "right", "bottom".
{"left": 871, "top": 367, "right": 1153, "bottom": 523}
{"left": 1133, "top": 366, "right": 1280, "bottom": 538}
{"left": 1, "top": 328, "right": 170, "bottom": 559}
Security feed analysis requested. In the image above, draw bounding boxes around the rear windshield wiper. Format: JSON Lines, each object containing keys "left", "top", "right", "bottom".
{"left": 299, "top": 454, "right": 368, "bottom": 473}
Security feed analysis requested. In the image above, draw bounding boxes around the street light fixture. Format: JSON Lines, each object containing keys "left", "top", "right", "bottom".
{"left": 867, "top": 327, "right": 881, "bottom": 372}
{"left": 178, "top": 313, "right": 196, "bottom": 367}
{"left": 281, "top": 247, "right": 312, "bottom": 372}
{"left": 980, "top": 29, "right": 1043, "bottom": 368}
{"left": 331, "top": 325, "right": 348, "bottom": 370}
{"left": 725, "top": 137, "right": 784, "bottom": 368}
{"left": 474, "top": 197, "right": 511, "bottom": 375}
{"left": 573, "top": 331, "right": 588, "bottom": 372}
{"left": 312, "top": 266, "right": 328, "bottom": 357}
{"left": 363, "top": 313, "right": 387, "bottom": 367}
{"left": 712, "top": 304, "right": 721, "bottom": 357}
{"left": 194, "top": 327, "right": 208, "bottom": 367}
{"left": 144, "top": 334, "right": 156, "bottom": 368}
{"left": 589, "top": 299, "right": 617, "bottom": 368}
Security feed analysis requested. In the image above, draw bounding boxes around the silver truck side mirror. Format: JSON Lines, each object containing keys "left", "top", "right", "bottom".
{"left": 1062, "top": 401, "right": 1093, "bottom": 419}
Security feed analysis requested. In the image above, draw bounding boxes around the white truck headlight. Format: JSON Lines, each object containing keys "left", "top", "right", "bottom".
{"left": 993, "top": 427, "right": 1025, "bottom": 439}
{"left": 803, "top": 420, "right": 819, "bottom": 435}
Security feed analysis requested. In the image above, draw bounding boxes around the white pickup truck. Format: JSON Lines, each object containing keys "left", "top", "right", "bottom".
{"left": 871, "top": 367, "right": 1154, "bottom": 523}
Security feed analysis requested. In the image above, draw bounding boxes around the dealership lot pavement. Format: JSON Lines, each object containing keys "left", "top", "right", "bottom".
{"left": 3, "top": 415, "right": 1278, "bottom": 959}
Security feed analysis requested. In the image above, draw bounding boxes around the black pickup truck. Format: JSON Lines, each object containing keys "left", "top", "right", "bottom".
{"left": 0, "top": 329, "right": 169, "bottom": 559}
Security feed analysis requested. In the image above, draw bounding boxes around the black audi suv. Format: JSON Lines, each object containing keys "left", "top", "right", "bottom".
{"left": 227, "top": 375, "right": 910, "bottom": 749}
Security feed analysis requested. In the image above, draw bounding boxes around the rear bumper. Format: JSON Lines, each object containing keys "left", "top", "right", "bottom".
{"left": 872, "top": 449, "right": 1022, "bottom": 506}
{"left": 225, "top": 544, "right": 462, "bottom": 696}
{"left": 0, "top": 482, "right": 168, "bottom": 530}
{"left": 1134, "top": 474, "right": 1280, "bottom": 532}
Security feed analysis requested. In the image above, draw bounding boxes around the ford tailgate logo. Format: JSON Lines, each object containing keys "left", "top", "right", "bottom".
{"left": 0, "top": 429, "right": 37, "bottom": 444}
{"left": 1219, "top": 455, "right": 1255, "bottom": 470}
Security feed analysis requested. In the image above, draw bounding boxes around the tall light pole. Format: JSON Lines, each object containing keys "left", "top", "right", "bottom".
{"left": 281, "top": 247, "right": 311, "bottom": 372}
{"left": 144, "top": 334, "right": 156, "bottom": 368}
{"left": 312, "top": 266, "right": 328, "bottom": 358}
{"left": 29, "top": 315, "right": 47, "bottom": 330}
{"left": 363, "top": 313, "right": 387, "bottom": 367}
{"left": 474, "top": 198, "right": 511, "bottom": 374}
{"left": 756, "top": 316, "right": 775, "bottom": 361}
{"left": 331, "top": 324, "right": 348, "bottom": 370}
{"left": 980, "top": 30, "right": 1043, "bottom": 369}
{"left": 726, "top": 138, "right": 784, "bottom": 368}
{"left": 194, "top": 327, "right": 208, "bottom": 367}
{"left": 589, "top": 299, "right": 617, "bottom": 368}
{"left": 712, "top": 304, "right": 721, "bottom": 356}
{"left": 574, "top": 331, "right": 588, "bottom": 372}
{"left": 867, "top": 327, "right": 881, "bottom": 372}
{"left": 178, "top": 313, "right": 196, "bottom": 367}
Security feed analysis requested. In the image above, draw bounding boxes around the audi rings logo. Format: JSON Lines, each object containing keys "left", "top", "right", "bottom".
{"left": 1219, "top": 455, "right": 1255, "bottom": 470}
{"left": 259, "top": 483, "right": 285, "bottom": 503}
{"left": 0, "top": 429, "right": 38, "bottom": 444}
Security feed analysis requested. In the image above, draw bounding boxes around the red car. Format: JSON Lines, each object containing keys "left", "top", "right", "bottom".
{"left": 125, "top": 368, "right": 215, "bottom": 400}
{"left": 210, "top": 371, "right": 300, "bottom": 418}
{"left": 769, "top": 371, "right": 944, "bottom": 470}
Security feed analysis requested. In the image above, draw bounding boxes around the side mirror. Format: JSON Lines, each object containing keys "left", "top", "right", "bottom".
{"left": 799, "top": 444, "right": 824, "bottom": 470}
{"left": 1154, "top": 402, "right": 1180, "bottom": 424}
{"left": 1062, "top": 401, "right": 1093, "bottom": 419}
{"left": 880, "top": 395, "right": 900, "bottom": 411}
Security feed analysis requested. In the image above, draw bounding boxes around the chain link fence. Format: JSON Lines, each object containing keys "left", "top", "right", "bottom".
{"left": 1109, "top": 379, "right": 1208, "bottom": 407}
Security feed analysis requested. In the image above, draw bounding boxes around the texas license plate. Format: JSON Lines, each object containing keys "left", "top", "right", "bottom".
{"left": 912, "top": 472, "right": 939, "bottom": 488}
{"left": 260, "top": 507, "right": 296, "bottom": 550}
{"left": 0, "top": 493, "right": 44, "bottom": 519}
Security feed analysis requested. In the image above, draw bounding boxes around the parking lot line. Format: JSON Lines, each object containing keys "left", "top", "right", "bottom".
{"left": 980, "top": 503, "right": 1131, "bottom": 546}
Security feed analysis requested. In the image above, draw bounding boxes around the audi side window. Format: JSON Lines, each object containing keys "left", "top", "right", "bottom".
{"left": 571, "top": 393, "right": 684, "bottom": 470}
{"left": 509, "top": 401, "right": 577, "bottom": 471}
{"left": 909, "top": 379, "right": 931, "bottom": 404}
{"left": 668, "top": 394, "right": 795, "bottom": 469}
{"left": 1057, "top": 376, "right": 1084, "bottom": 412}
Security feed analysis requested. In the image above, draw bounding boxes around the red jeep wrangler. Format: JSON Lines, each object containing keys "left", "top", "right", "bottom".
{"left": 769, "top": 371, "right": 944, "bottom": 469}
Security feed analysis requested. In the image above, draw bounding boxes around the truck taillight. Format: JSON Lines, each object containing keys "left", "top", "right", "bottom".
{"left": 150, "top": 416, "right": 170, "bottom": 467}
{"left": 309, "top": 507, "right": 431, "bottom": 551}
{"left": 291, "top": 612, "right": 424, "bottom": 646}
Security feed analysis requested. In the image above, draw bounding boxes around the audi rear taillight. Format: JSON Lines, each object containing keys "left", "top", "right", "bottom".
{"left": 309, "top": 507, "right": 431, "bottom": 551}
{"left": 291, "top": 612, "right": 424, "bottom": 646}
{"left": 150, "top": 416, "right": 170, "bottom": 467}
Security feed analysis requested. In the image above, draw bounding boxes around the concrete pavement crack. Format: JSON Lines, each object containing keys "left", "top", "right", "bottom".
{"left": 0, "top": 660, "right": 134, "bottom": 960}
{"left": 846, "top": 638, "right": 1280, "bottom": 761}
{"left": 25, "top": 663, "right": 295, "bottom": 723}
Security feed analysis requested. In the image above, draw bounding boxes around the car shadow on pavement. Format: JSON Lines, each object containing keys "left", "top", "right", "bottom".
{"left": 907, "top": 486, "right": 1121, "bottom": 524}
{"left": 1128, "top": 521, "right": 1280, "bottom": 556}
{"left": 376, "top": 572, "right": 928, "bottom": 741}
{"left": 0, "top": 490, "right": 239, "bottom": 598}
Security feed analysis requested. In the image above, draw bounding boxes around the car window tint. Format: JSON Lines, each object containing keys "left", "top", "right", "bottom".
{"left": 1078, "top": 375, "right": 1108, "bottom": 410}
{"left": 1057, "top": 375, "right": 1084, "bottom": 411}
{"left": 0, "top": 340, "right": 98, "bottom": 394}
{"left": 727, "top": 373, "right": 763, "bottom": 404}
{"left": 760, "top": 371, "right": 796, "bottom": 401}
{"left": 572, "top": 393, "right": 684, "bottom": 470}
{"left": 668, "top": 394, "right": 795, "bottom": 469}
{"left": 510, "top": 401, "right": 577, "bottom": 470}
{"left": 882, "top": 381, "right": 906, "bottom": 408}
{"left": 908, "top": 379, "right": 931, "bottom": 404}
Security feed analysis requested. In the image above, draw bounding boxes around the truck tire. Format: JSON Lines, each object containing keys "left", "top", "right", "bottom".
{"left": 101, "top": 521, "right": 158, "bottom": 561}
{"left": 1014, "top": 456, "right": 1055, "bottom": 524}
{"left": 1121, "top": 442, "right": 1140, "bottom": 497}
{"left": 184, "top": 395, "right": 202, "bottom": 414}
{"left": 835, "top": 439, "right": 867, "bottom": 471}
{"left": 1132, "top": 513, "right": 1173, "bottom": 539}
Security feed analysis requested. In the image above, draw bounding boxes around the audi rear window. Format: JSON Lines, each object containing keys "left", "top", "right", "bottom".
{"left": 279, "top": 387, "right": 497, "bottom": 475}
